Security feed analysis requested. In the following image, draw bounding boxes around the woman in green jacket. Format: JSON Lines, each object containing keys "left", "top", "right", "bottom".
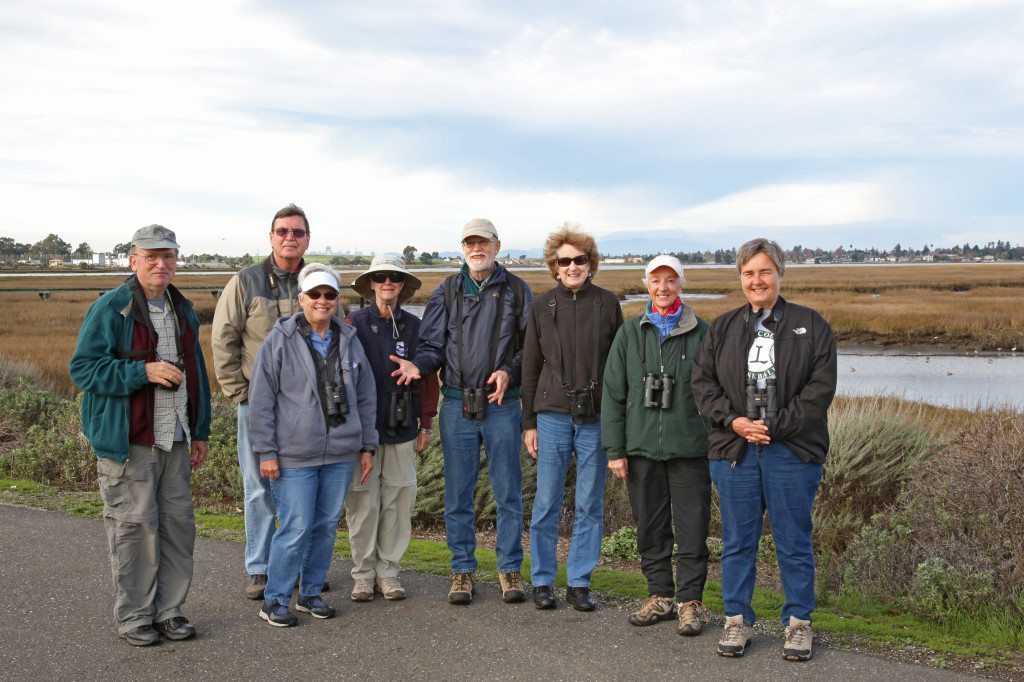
{"left": 601, "top": 254, "right": 710, "bottom": 636}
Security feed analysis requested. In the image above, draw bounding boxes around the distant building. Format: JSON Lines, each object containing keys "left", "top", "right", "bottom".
{"left": 48, "top": 258, "right": 65, "bottom": 268}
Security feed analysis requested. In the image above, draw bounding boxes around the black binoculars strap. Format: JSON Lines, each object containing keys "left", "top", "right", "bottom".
{"left": 549, "top": 295, "right": 602, "bottom": 391}
{"left": 454, "top": 280, "right": 508, "bottom": 389}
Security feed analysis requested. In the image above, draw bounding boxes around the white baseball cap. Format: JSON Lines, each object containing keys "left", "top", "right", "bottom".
{"left": 645, "top": 254, "right": 684, "bottom": 279}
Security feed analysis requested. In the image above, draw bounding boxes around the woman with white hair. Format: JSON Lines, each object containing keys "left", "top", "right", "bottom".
{"left": 248, "top": 263, "right": 378, "bottom": 627}
{"left": 601, "top": 254, "right": 711, "bottom": 635}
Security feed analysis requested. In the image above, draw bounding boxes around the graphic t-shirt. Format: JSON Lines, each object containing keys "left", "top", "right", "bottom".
{"left": 747, "top": 309, "right": 776, "bottom": 391}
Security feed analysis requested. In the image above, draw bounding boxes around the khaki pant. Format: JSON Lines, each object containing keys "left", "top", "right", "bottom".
{"left": 344, "top": 439, "right": 418, "bottom": 580}
{"left": 96, "top": 442, "right": 196, "bottom": 634}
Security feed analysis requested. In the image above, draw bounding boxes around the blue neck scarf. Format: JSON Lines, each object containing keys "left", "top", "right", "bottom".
{"left": 645, "top": 298, "right": 683, "bottom": 343}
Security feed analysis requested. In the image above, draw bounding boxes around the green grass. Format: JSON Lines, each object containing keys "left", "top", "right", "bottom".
{"left": 2, "top": 479, "right": 1020, "bottom": 670}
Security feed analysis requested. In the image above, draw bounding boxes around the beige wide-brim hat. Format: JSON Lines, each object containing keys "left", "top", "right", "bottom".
{"left": 351, "top": 253, "right": 422, "bottom": 305}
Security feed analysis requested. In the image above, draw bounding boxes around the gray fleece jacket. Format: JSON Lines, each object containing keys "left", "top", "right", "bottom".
{"left": 248, "top": 313, "right": 378, "bottom": 468}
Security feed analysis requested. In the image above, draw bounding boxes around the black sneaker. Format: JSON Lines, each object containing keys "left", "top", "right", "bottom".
{"left": 154, "top": 616, "right": 196, "bottom": 640}
{"left": 118, "top": 624, "right": 160, "bottom": 647}
{"left": 259, "top": 602, "right": 298, "bottom": 628}
{"left": 296, "top": 594, "right": 336, "bottom": 619}
{"left": 245, "top": 574, "right": 267, "bottom": 600}
{"left": 533, "top": 585, "right": 556, "bottom": 610}
{"left": 566, "top": 586, "right": 596, "bottom": 612}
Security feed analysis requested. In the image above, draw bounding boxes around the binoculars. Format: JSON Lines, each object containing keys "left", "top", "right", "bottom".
{"left": 567, "top": 387, "right": 596, "bottom": 424}
{"left": 745, "top": 377, "right": 778, "bottom": 419}
{"left": 462, "top": 387, "right": 490, "bottom": 421}
{"left": 323, "top": 380, "right": 350, "bottom": 419}
{"left": 387, "top": 391, "right": 412, "bottom": 430}
{"left": 643, "top": 372, "right": 674, "bottom": 410}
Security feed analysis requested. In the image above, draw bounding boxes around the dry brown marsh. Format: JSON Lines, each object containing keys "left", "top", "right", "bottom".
{"left": 2, "top": 263, "right": 1021, "bottom": 394}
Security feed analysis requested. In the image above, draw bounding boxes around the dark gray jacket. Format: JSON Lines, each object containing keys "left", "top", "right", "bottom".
{"left": 248, "top": 313, "right": 378, "bottom": 468}
{"left": 413, "top": 263, "right": 533, "bottom": 394}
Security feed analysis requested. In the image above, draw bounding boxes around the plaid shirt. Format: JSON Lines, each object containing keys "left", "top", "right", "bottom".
{"left": 149, "top": 297, "right": 191, "bottom": 451}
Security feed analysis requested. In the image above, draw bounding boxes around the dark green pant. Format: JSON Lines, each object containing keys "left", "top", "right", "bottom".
{"left": 96, "top": 442, "right": 195, "bottom": 634}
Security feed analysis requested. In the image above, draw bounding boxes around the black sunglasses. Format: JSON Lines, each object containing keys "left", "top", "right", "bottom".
{"left": 304, "top": 289, "right": 338, "bottom": 300}
{"left": 555, "top": 255, "right": 589, "bottom": 267}
{"left": 273, "top": 227, "right": 308, "bottom": 238}
{"left": 370, "top": 271, "right": 406, "bottom": 283}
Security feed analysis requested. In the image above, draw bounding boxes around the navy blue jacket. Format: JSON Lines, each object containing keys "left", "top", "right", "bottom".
{"left": 347, "top": 303, "right": 439, "bottom": 444}
{"left": 413, "top": 263, "right": 533, "bottom": 393}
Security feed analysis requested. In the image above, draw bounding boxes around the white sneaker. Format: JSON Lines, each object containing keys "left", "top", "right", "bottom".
{"left": 717, "top": 614, "right": 753, "bottom": 657}
{"left": 783, "top": 616, "right": 813, "bottom": 661}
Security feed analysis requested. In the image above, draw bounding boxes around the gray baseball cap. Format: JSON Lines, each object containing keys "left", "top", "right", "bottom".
{"left": 131, "top": 224, "right": 180, "bottom": 250}
{"left": 461, "top": 218, "right": 499, "bottom": 242}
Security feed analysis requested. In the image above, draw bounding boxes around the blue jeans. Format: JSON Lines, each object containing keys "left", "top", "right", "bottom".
{"left": 238, "top": 403, "right": 275, "bottom": 576}
{"left": 710, "top": 442, "right": 823, "bottom": 625}
{"left": 265, "top": 461, "right": 355, "bottom": 606}
{"left": 530, "top": 411, "right": 607, "bottom": 587}
{"left": 440, "top": 397, "right": 523, "bottom": 573}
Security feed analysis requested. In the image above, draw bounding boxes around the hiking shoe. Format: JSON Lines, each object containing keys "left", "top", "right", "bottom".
{"left": 448, "top": 572, "right": 476, "bottom": 605}
{"left": 245, "top": 574, "right": 267, "bottom": 600}
{"left": 565, "top": 586, "right": 596, "bottom": 612}
{"left": 351, "top": 578, "right": 375, "bottom": 602}
{"left": 259, "top": 602, "right": 298, "bottom": 628}
{"left": 717, "top": 614, "right": 753, "bottom": 657}
{"left": 498, "top": 571, "right": 526, "bottom": 603}
{"left": 375, "top": 576, "right": 407, "bottom": 601}
{"left": 153, "top": 616, "right": 196, "bottom": 641}
{"left": 118, "top": 624, "right": 160, "bottom": 647}
{"left": 628, "top": 595, "right": 675, "bottom": 626}
{"left": 677, "top": 600, "right": 705, "bottom": 636}
{"left": 783, "top": 616, "right": 813, "bottom": 661}
{"left": 296, "top": 594, "right": 336, "bottom": 619}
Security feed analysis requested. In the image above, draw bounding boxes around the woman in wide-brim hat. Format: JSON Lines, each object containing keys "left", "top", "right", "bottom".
{"left": 343, "top": 254, "right": 437, "bottom": 603}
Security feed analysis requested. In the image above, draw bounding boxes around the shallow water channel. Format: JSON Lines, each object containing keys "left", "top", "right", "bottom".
{"left": 837, "top": 350, "right": 1022, "bottom": 411}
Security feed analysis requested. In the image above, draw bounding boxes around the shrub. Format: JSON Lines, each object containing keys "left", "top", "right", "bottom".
{"left": 840, "top": 513, "right": 917, "bottom": 603}
{"left": 910, "top": 557, "right": 996, "bottom": 619}
{"left": 601, "top": 526, "right": 640, "bottom": 562}
{"left": 815, "top": 397, "right": 941, "bottom": 557}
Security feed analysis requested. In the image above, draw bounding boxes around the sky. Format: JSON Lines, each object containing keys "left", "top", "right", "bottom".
{"left": 1, "top": 0, "right": 1022, "bottom": 257}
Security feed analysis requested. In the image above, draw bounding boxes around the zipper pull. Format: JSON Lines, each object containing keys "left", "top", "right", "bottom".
{"left": 731, "top": 460, "right": 738, "bottom": 469}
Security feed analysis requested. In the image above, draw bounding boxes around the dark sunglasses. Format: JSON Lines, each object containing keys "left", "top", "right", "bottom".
{"left": 556, "top": 255, "right": 589, "bottom": 267}
{"left": 370, "top": 271, "right": 406, "bottom": 283}
{"left": 304, "top": 289, "right": 338, "bottom": 300}
{"left": 273, "top": 227, "right": 308, "bottom": 238}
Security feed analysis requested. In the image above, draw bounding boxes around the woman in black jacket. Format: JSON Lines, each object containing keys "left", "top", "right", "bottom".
{"left": 521, "top": 224, "right": 623, "bottom": 612}
{"left": 692, "top": 238, "right": 837, "bottom": 662}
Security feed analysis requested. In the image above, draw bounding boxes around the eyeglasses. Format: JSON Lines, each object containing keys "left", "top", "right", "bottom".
{"left": 136, "top": 254, "right": 177, "bottom": 265}
{"left": 304, "top": 289, "right": 338, "bottom": 300}
{"left": 273, "top": 228, "right": 308, "bottom": 238}
{"left": 370, "top": 271, "right": 406, "bottom": 283}
{"left": 556, "top": 255, "right": 589, "bottom": 267}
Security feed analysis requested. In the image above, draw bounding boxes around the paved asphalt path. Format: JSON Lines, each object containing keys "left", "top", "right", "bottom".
{"left": 0, "top": 504, "right": 974, "bottom": 681}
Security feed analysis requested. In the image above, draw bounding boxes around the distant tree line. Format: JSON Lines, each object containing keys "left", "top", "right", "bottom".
{"left": 2, "top": 232, "right": 1022, "bottom": 266}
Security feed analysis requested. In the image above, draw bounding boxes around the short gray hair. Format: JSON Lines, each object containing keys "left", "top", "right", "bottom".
{"left": 736, "top": 238, "right": 786, "bottom": 276}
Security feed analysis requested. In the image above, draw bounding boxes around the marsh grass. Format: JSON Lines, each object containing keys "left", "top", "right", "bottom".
{"left": 2, "top": 261, "right": 1022, "bottom": 395}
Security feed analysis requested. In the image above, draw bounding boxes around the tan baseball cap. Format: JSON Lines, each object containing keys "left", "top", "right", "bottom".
{"left": 461, "top": 218, "right": 499, "bottom": 242}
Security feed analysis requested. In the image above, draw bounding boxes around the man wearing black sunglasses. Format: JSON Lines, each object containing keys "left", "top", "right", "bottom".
{"left": 212, "top": 203, "right": 317, "bottom": 601}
